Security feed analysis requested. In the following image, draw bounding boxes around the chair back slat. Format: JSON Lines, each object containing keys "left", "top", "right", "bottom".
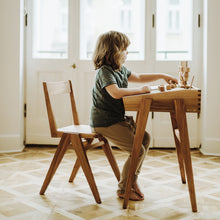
{"left": 46, "top": 81, "right": 71, "bottom": 95}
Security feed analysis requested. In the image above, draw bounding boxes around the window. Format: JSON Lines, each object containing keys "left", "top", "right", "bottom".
{"left": 156, "top": 0, "right": 192, "bottom": 60}
{"left": 32, "top": 0, "right": 69, "bottom": 59}
{"left": 80, "top": 0, "right": 145, "bottom": 60}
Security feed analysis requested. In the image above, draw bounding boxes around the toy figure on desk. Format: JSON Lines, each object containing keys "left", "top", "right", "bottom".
{"left": 90, "top": 30, "right": 178, "bottom": 201}
{"left": 157, "top": 61, "right": 195, "bottom": 92}
{"left": 179, "top": 61, "right": 191, "bottom": 88}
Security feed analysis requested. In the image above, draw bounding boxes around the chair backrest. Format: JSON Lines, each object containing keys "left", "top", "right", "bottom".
{"left": 43, "top": 80, "right": 79, "bottom": 137}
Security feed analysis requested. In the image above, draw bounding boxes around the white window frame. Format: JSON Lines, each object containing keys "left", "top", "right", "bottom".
{"left": 148, "top": 0, "right": 202, "bottom": 74}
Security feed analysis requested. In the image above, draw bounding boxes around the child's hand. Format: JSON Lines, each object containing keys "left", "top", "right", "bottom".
{"left": 140, "top": 85, "right": 151, "bottom": 94}
{"left": 163, "top": 74, "right": 178, "bottom": 84}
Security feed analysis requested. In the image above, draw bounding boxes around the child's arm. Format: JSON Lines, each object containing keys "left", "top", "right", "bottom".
{"left": 128, "top": 73, "right": 178, "bottom": 84}
{"left": 105, "top": 84, "right": 150, "bottom": 99}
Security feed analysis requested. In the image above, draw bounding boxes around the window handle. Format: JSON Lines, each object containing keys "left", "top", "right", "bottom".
{"left": 71, "top": 63, "right": 77, "bottom": 69}
{"left": 152, "top": 14, "right": 155, "bottom": 28}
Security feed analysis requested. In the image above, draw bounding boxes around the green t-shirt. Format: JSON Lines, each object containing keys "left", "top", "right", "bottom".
{"left": 90, "top": 65, "right": 131, "bottom": 127}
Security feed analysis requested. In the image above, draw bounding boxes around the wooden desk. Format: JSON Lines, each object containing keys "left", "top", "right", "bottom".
{"left": 122, "top": 86, "right": 201, "bottom": 212}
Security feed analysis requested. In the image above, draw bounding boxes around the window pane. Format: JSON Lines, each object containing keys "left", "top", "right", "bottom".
{"left": 80, "top": 0, "right": 145, "bottom": 60}
{"left": 32, "top": 0, "right": 68, "bottom": 59}
{"left": 156, "top": 0, "right": 192, "bottom": 60}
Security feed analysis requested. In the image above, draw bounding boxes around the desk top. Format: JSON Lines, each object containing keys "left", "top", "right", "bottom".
{"left": 123, "top": 86, "right": 201, "bottom": 113}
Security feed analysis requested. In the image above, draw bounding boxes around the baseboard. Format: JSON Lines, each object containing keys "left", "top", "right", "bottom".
{"left": 25, "top": 135, "right": 60, "bottom": 145}
{"left": 200, "top": 138, "right": 220, "bottom": 156}
{"left": 153, "top": 137, "right": 199, "bottom": 148}
{"left": 0, "top": 135, "right": 25, "bottom": 153}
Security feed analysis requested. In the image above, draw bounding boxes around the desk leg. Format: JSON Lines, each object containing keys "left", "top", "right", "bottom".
{"left": 123, "top": 98, "right": 152, "bottom": 209}
{"left": 170, "top": 112, "right": 186, "bottom": 184}
{"left": 174, "top": 99, "right": 197, "bottom": 212}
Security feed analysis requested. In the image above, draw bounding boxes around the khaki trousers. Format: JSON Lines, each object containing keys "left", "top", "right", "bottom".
{"left": 92, "top": 120, "right": 150, "bottom": 192}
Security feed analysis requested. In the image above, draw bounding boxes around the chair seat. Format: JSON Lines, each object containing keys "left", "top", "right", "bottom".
{"left": 58, "top": 125, "right": 95, "bottom": 135}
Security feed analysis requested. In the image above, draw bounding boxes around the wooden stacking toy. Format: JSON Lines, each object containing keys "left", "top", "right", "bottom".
{"left": 179, "top": 61, "right": 190, "bottom": 88}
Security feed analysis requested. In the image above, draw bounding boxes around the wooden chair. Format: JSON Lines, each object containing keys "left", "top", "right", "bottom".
{"left": 40, "top": 80, "right": 120, "bottom": 203}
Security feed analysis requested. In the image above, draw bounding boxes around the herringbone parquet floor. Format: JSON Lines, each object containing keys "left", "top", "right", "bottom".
{"left": 0, "top": 147, "right": 220, "bottom": 220}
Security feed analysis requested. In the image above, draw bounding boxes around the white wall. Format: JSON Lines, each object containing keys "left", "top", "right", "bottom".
{"left": 200, "top": 0, "right": 220, "bottom": 155}
{"left": 0, "top": 0, "right": 25, "bottom": 152}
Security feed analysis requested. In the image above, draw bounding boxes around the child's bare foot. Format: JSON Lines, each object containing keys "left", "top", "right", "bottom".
{"left": 132, "top": 182, "right": 144, "bottom": 199}
{"left": 117, "top": 189, "right": 144, "bottom": 201}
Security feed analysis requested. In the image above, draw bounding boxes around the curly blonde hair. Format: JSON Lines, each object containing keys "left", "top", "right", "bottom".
{"left": 93, "top": 31, "right": 130, "bottom": 70}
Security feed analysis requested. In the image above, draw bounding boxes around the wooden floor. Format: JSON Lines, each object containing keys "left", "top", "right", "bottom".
{"left": 0, "top": 146, "right": 220, "bottom": 220}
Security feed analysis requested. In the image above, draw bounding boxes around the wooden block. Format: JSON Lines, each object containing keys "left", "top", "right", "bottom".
{"left": 158, "top": 85, "right": 165, "bottom": 92}
{"left": 179, "top": 66, "right": 184, "bottom": 72}
{"left": 181, "top": 61, "right": 188, "bottom": 67}
{"left": 184, "top": 72, "right": 189, "bottom": 78}
{"left": 170, "top": 84, "right": 177, "bottom": 89}
{"left": 166, "top": 84, "right": 171, "bottom": 90}
{"left": 181, "top": 67, "right": 190, "bottom": 72}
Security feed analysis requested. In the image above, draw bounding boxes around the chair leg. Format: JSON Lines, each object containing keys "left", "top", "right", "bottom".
{"left": 170, "top": 112, "right": 186, "bottom": 184}
{"left": 40, "top": 133, "right": 70, "bottom": 195}
{"left": 174, "top": 99, "right": 197, "bottom": 212}
{"left": 69, "top": 158, "right": 81, "bottom": 182}
{"left": 69, "top": 138, "right": 95, "bottom": 182}
{"left": 100, "top": 136, "right": 120, "bottom": 181}
{"left": 70, "top": 134, "right": 101, "bottom": 204}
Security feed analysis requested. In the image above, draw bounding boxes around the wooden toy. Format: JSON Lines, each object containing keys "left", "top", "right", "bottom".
{"left": 170, "top": 83, "right": 177, "bottom": 89}
{"left": 158, "top": 85, "right": 165, "bottom": 92}
{"left": 166, "top": 84, "right": 171, "bottom": 90}
{"left": 179, "top": 61, "right": 190, "bottom": 88}
{"left": 189, "top": 75, "right": 195, "bottom": 89}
